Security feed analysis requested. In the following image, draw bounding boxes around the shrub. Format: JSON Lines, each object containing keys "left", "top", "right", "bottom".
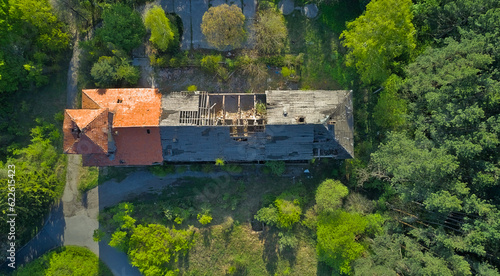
{"left": 201, "top": 54, "right": 222, "bottom": 73}
{"left": 197, "top": 213, "right": 213, "bottom": 225}
{"left": 144, "top": 5, "right": 178, "bottom": 51}
{"left": 149, "top": 164, "right": 175, "bottom": 177}
{"left": 265, "top": 160, "right": 286, "bottom": 176}
{"left": 281, "top": 66, "right": 296, "bottom": 78}
{"left": 187, "top": 85, "right": 197, "bottom": 91}
{"left": 256, "top": 102, "right": 266, "bottom": 116}
{"left": 215, "top": 158, "right": 225, "bottom": 166}
{"left": 275, "top": 198, "right": 302, "bottom": 229}
{"left": 222, "top": 164, "right": 243, "bottom": 173}
{"left": 201, "top": 4, "right": 246, "bottom": 50}
{"left": 315, "top": 179, "right": 349, "bottom": 213}
{"left": 254, "top": 205, "right": 279, "bottom": 226}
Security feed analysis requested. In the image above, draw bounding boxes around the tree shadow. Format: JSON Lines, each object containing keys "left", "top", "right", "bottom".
{"left": 260, "top": 228, "right": 279, "bottom": 275}
{"left": 202, "top": 228, "right": 213, "bottom": 247}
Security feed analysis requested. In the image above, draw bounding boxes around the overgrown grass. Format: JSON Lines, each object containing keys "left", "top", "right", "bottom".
{"left": 97, "top": 166, "right": 138, "bottom": 184}
{"left": 285, "top": 6, "right": 360, "bottom": 90}
{"left": 12, "top": 246, "right": 112, "bottom": 276}
{"left": 78, "top": 166, "right": 99, "bottom": 193}
{"left": 98, "top": 162, "right": 343, "bottom": 275}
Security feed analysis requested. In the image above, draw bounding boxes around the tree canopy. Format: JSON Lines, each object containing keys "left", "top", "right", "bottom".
{"left": 144, "top": 5, "right": 178, "bottom": 52}
{"left": 95, "top": 4, "right": 145, "bottom": 53}
{"left": 201, "top": 4, "right": 246, "bottom": 50}
{"left": 252, "top": 9, "right": 287, "bottom": 55}
{"left": 340, "top": 0, "right": 416, "bottom": 84}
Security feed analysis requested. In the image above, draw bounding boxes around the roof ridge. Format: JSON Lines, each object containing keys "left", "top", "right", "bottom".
{"left": 82, "top": 90, "right": 102, "bottom": 109}
{"left": 83, "top": 108, "right": 109, "bottom": 153}
{"left": 82, "top": 108, "right": 108, "bottom": 130}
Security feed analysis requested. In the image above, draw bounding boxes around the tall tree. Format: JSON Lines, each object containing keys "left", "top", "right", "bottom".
{"left": 96, "top": 4, "right": 145, "bottom": 53}
{"left": 340, "top": 0, "right": 416, "bottom": 84}
{"left": 144, "top": 5, "right": 178, "bottom": 52}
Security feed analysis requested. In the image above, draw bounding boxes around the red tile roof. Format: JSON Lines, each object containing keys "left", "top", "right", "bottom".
{"left": 82, "top": 89, "right": 161, "bottom": 127}
{"left": 63, "top": 109, "right": 109, "bottom": 154}
{"left": 82, "top": 127, "right": 163, "bottom": 166}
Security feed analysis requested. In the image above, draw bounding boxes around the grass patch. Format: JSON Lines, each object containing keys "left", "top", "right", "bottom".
{"left": 285, "top": 6, "right": 360, "bottom": 89}
{"left": 97, "top": 166, "right": 138, "bottom": 184}
{"left": 78, "top": 166, "right": 99, "bottom": 193}
{"left": 12, "top": 246, "right": 112, "bottom": 276}
{"left": 149, "top": 164, "right": 175, "bottom": 177}
{"left": 98, "top": 168, "right": 346, "bottom": 275}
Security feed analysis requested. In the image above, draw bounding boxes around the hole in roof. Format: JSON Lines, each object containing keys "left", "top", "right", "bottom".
{"left": 147, "top": 129, "right": 150, "bottom": 134}
{"left": 117, "top": 99, "right": 123, "bottom": 103}
{"left": 298, "top": 117, "right": 305, "bottom": 123}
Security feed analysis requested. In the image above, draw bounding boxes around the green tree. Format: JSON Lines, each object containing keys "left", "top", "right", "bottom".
{"left": 96, "top": 4, "right": 145, "bottom": 52}
{"left": 201, "top": 4, "right": 246, "bottom": 50}
{"left": 144, "top": 5, "right": 177, "bottom": 51}
{"left": 127, "top": 224, "right": 196, "bottom": 276}
{"left": 373, "top": 75, "right": 407, "bottom": 129}
{"left": 252, "top": 9, "right": 287, "bottom": 55}
{"left": 317, "top": 211, "right": 368, "bottom": 275}
{"left": 91, "top": 56, "right": 115, "bottom": 87}
{"left": 340, "top": 0, "right": 416, "bottom": 84}
{"left": 275, "top": 197, "right": 302, "bottom": 229}
{"left": 315, "top": 179, "right": 348, "bottom": 213}
{"left": 0, "top": 122, "right": 66, "bottom": 244}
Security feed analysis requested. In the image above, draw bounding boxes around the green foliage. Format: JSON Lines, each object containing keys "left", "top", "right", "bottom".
{"left": 264, "top": 160, "right": 286, "bottom": 176}
{"left": 200, "top": 54, "right": 222, "bottom": 73}
{"left": 277, "top": 231, "right": 298, "bottom": 252}
{"left": 252, "top": 9, "right": 287, "bottom": 55}
{"left": 187, "top": 85, "right": 197, "bottom": 92}
{"left": 281, "top": 66, "right": 296, "bottom": 78}
{"left": 96, "top": 4, "right": 145, "bottom": 52}
{"left": 255, "top": 102, "right": 266, "bottom": 116}
{"left": 127, "top": 224, "right": 196, "bottom": 276}
{"left": 215, "top": 158, "right": 225, "bottom": 166}
{"left": 315, "top": 179, "right": 349, "bottom": 213}
{"left": 148, "top": 164, "right": 175, "bottom": 177}
{"left": 201, "top": 4, "right": 246, "bottom": 50}
{"left": 371, "top": 132, "right": 461, "bottom": 202}
{"left": 221, "top": 164, "right": 243, "bottom": 173}
{"left": 317, "top": 211, "right": 370, "bottom": 275}
{"left": 340, "top": 0, "right": 416, "bottom": 84}
{"left": 78, "top": 166, "right": 99, "bottom": 193}
{"left": 373, "top": 75, "right": 407, "bottom": 129}
{"left": 254, "top": 204, "right": 279, "bottom": 226}
{"left": 109, "top": 230, "right": 129, "bottom": 252}
{"left": 197, "top": 213, "right": 213, "bottom": 225}
{"left": 90, "top": 56, "right": 140, "bottom": 87}
{"left": 0, "top": 0, "right": 69, "bottom": 92}
{"left": 144, "top": 5, "right": 178, "bottom": 51}
{"left": 13, "top": 246, "right": 113, "bottom": 276}
{"left": 93, "top": 229, "right": 105, "bottom": 242}
{"left": 275, "top": 197, "right": 302, "bottom": 229}
{"left": 0, "top": 122, "right": 66, "bottom": 244}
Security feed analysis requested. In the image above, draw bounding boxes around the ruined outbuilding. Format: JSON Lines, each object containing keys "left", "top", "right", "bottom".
{"left": 63, "top": 89, "right": 353, "bottom": 166}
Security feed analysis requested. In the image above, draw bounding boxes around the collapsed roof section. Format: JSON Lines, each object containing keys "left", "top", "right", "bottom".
{"left": 64, "top": 89, "right": 353, "bottom": 166}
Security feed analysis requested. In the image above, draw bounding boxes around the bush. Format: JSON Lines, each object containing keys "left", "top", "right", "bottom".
{"left": 201, "top": 54, "right": 222, "bottom": 73}
{"left": 187, "top": 85, "right": 197, "bottom": 91}
{"left": 144, "top": 5, "right": 178, "bottom": 51}
{"left": 197, "top": 213, "right": 213, "bottom": 225}
{"left": 275, "top": 198, "right": 302, "bottom": 229}
{"left": 13, "top": 246, "right": 113, "bottom": 276}
{"left": 265, "top": 160, "right": 286, "bottom": 176}
{"left": 256, "top": 102, "right": 266, "bottom": 116}
{"left": 201, "top": 4, "right": 246, "bottom": 50}
{"left": 281, "top": 66, "right": 296, "bottom": 78}
{"left": 215, "top": 158, "right": 225, "bottom": 166}
{"left": 315, "top": 179, "right": 349, "bottom": 213}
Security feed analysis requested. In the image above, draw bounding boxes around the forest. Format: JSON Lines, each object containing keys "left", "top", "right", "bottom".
{"left": 1, "top": 0, "right": 500, "bottom": 275}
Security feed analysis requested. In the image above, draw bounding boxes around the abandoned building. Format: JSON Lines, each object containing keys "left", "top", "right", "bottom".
{"left": 63, "top": 88, "right": 354, "bottom": 166}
